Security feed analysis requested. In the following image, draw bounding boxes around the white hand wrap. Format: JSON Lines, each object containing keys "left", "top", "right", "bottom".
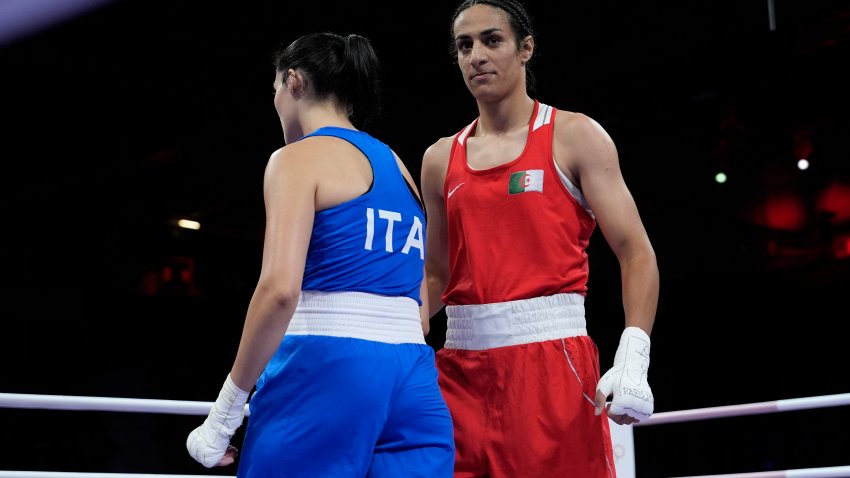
{"left": 186, "top": 374, "right": 250, "bottom": 468}
{"left": 597, "top": 326, "right": 654, "bottom": 421}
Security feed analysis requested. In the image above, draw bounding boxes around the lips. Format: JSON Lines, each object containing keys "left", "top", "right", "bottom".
{"left": 471, "top": 71, "right": 493, "bottom": 81}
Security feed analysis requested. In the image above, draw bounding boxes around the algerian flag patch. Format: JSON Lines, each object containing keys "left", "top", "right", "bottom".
{"left": 508, "top": 169, "right": 544, "bottom": 194}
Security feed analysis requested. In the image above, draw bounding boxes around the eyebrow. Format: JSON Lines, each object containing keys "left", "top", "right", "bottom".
{"left": 454, "top": 27, "right": 504, "bottom": 41}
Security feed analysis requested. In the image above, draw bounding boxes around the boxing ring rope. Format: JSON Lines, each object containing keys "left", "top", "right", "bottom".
{"left": 0, "top": 474, "right": 232, "bottom": 478}
{"left": 635, "top": 392, "right": 850, "bottom": 427}
{"left": 1, "top": 392, "right": 848, "bottom": 478}
{"left": 0, "top": 393, "right": 250, "bottom": 417}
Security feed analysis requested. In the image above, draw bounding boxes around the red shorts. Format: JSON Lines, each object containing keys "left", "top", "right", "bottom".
{"left": 436, "top": 336, "right": 616, "bottom": 478}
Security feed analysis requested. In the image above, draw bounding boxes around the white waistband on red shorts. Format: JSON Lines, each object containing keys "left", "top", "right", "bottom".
{"left": 286, "top": 290, "right": 426, "bottom": 345}
{"left": 444, "top": 293, "right": 587, "bottom": 350}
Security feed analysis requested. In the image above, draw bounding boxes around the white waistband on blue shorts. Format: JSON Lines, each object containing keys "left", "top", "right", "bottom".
{"left": 286, "top": 290, "right": 426, "bottom": 345}
{"left": 444, "top": 293, "right": 587, "bottom": 350}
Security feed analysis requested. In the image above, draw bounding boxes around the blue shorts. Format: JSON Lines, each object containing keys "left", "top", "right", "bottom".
{"left": 236, "top": 334, "right": 455, "bottom": 477}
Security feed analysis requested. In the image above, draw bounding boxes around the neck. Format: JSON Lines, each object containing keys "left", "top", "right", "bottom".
{"left": 299, "top": 106, "right": 356, "bottom": 137}
{"left": 475, "top": 94, "right": 535, "bottom": 136}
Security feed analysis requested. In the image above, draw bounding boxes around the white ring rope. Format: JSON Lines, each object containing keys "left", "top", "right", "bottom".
{"left": 6, "top": 391, "right": 848, "bottom": 423}
{"left": 0, "top": 474, "right": 231, "bottom": 478}
{"left": 668, "top": 466, "right": 850, "bottom": 478}
{"left": 1, "top": 391, "right": 847, "bottom": 478}
{"left": 636, "top": 392, "right": 850, "bottom": 426}
{"left": 1, "top": 466, "right": 846, "bottom": 478}
{"left": 0, "top": 393, "right": 250, "bottom": 416}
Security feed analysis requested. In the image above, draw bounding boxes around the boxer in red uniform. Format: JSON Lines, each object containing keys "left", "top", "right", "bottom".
{"left": 420, "top": 1, "right": 661, "bottom": 476}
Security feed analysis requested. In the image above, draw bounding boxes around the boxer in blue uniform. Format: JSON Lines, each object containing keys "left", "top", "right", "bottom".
{"left": 186, "top": 32, "right": 454, "bottom": 478}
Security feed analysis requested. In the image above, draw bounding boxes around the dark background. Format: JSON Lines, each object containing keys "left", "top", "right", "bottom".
{"left": 2, "top": 0, "right": 849, "bottom": 476}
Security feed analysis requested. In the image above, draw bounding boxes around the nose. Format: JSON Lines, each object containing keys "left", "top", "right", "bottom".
{"left": 468, "top": 40, "right": 487, "bottom": 66}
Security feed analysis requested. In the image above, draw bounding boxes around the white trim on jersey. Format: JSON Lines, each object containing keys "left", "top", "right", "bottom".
{"left": 532, "top": 102, "right": 553, "bottom": 131}
{"left": 554, "top": 157, "right": 595, "bottom": 219}
{"left": 457, "top": 122, "right": 475, "bottom": 146}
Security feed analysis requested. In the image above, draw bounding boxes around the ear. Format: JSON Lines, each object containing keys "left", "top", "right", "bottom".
{"left": 519, "top": 35, "right": 534, "bottom": 64}
{"left": 286, "top": 68, "right": 305, "bottom": 98}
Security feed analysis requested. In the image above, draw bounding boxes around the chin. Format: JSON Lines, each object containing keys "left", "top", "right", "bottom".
{"left": 470, "top": 89, "right": 503, "bottom": 104}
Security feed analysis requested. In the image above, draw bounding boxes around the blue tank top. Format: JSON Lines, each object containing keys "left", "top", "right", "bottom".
{"left": 299, "top": 127, "right": 426, "bottom": 304}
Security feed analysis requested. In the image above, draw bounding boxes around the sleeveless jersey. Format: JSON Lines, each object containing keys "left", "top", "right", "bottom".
{"left": 442, "top": 101, "right": 597, "bottom": 305}
{"left": 299, "top": 126, "right": 426, "bottom": 304}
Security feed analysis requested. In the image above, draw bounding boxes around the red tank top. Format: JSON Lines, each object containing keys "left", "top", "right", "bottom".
{"left": 442, "top": 101, "right": 597, "bottom": 305}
